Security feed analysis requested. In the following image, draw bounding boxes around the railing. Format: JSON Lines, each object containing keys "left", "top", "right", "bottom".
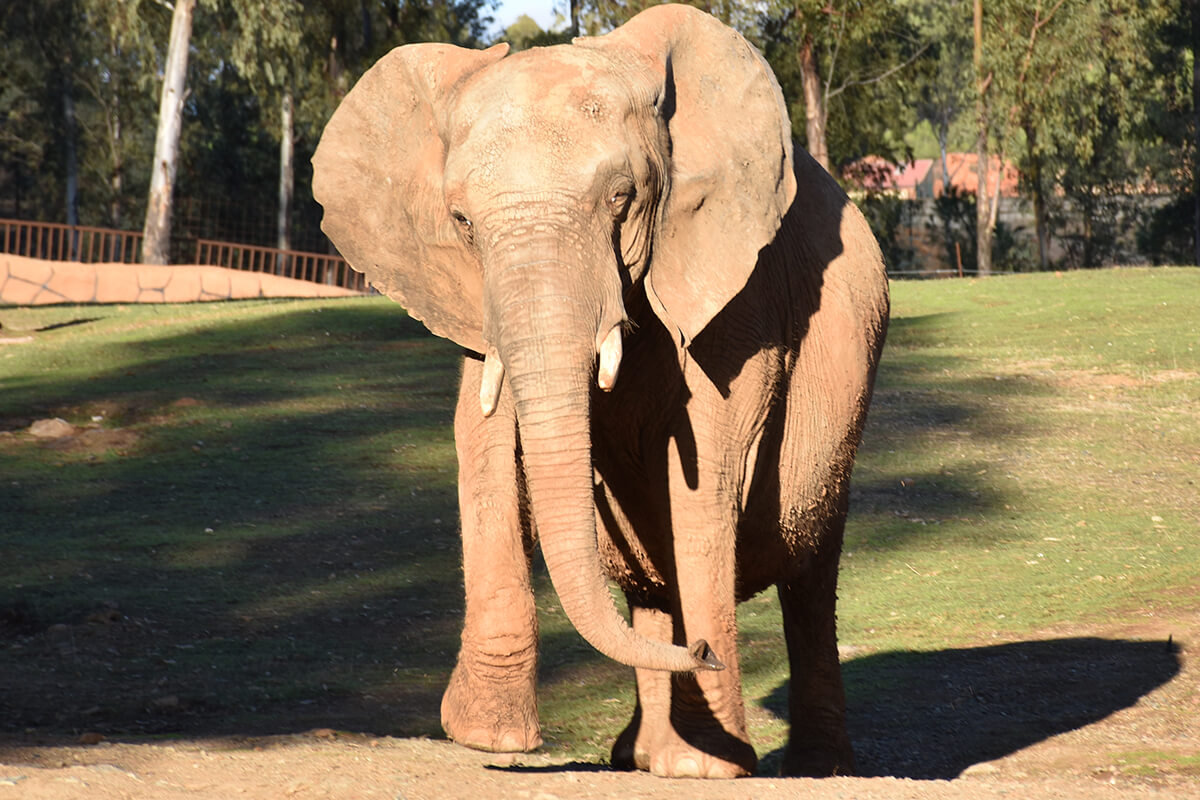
{"left": 1, "top": 218, "right": 365, "bottom": 292}
{"left": 1, "top": 218, "right": 143, "bottom": 263}
{"left": 194, "top": 239, "right": 364, "bottom": 292}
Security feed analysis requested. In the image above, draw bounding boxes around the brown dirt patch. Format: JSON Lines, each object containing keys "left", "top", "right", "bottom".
{"left": 38, "top": 427, "right": 141, "bottom": 456}
{"left": 1, "top": 608, "right": 1195, "bottom": 799}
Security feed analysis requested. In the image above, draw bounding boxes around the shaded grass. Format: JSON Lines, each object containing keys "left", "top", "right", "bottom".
{"left": 1, "top": 298, "right": 465, "bottom": 739}
{"left": 1, "top": 267, "right": 1197, "bottom": 777}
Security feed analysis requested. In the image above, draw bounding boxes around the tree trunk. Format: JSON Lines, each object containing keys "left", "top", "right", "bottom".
{"left": 973, "top": 0, "right": 993, "bottom": 276}
{"left": 62, "top": 71, "right": 80, "bottom": 259}
{"left": 1025, "top": 122, "right": 1050, "bottom": 269}
{"left": 1082, "top": 196, "right": 1096, "bottom": 268}
{"left": 1192, "top": 0, "right": 1200, "bottom": 266}
{"left": 938, "top": 127, "right": 951, "bottom": 195}
{"left": 110, "top": 107, "right": 124, "bottom": 233}
{"left": 798, "top": 34, "right": 829, "bottom": 173}
{"left": 142, "top": 0, "right": 196, "bottom": 265}
{"left": 277, "top": 87, "right": 294, "bottom": 267}
{"left": 570, "top": 0, "right": 580, "bottom": 36}
{"left": 107, "top": 41, "right": 124, "bottom": 234}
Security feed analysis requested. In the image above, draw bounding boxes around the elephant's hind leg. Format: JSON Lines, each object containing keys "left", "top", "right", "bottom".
{"left": 441, "top": 357, "right": 541, "bottom": 753}
{"left": 777, "top": 527, "right": 856, "bottom": 776}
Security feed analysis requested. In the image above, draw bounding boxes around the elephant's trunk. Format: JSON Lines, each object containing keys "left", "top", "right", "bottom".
{"left": 487, "top": 246, "right": 720, "bottom": 674}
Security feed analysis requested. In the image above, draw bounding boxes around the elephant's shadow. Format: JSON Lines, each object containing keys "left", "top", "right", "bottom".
{"left": 761, "top": 636, "right": 1181, "bottom": 779}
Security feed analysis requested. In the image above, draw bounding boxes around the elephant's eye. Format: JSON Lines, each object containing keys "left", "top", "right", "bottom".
{"left": 607, "top": 187, "right": 635, "bottom": 220}
{"left": 451, "top": 210, "right": 474, "bottom": 244}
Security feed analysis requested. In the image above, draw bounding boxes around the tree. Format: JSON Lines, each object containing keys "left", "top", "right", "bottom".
{"left": 142, "top": 0, "right": 197, "bottom": 265}
{"left": 760, "top": 1, "right": 928, "bottom": 173}
{"left": 973, "top": 0, "right": 1071, "bottom": 275}
{"left": 974, "top": 0, "right": 1174, "bottom": 271}
{"left": 1128, "top": 0, "right": 1197, "bottom": 265}
{"left": 78, "top": 0, "right": 163, "bottom": 232}
{"left": 500, "top": 14, "right": 572, "bottom": 50}
{"left": 1192, "top": 0, "right": 1199, "bottom": 265}
{"left": 904, "top": 0, "right": 973, "bottom": 193}
{"left": 0, "top": 1, "right": 87, "bottom": 227}
{"left": 227, "top": 0, "right": 304, "bottom": 254}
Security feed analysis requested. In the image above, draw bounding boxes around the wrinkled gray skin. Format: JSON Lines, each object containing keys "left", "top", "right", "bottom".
{"left": 312, "top": 5, "right": 888, "bottom": 779}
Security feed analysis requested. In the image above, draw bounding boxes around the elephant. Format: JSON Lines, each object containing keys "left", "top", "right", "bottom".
{"left": 312, "top": 4, "right": 888, "bottom": 779}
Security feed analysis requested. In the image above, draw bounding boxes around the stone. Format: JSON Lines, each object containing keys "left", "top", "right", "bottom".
{"left": 28, "top": 418, "right": 76, "bottom": 439}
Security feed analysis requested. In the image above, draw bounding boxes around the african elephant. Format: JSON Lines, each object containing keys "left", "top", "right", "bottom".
{"left": 312, "top": 4, "right": 888, "bottom": 779}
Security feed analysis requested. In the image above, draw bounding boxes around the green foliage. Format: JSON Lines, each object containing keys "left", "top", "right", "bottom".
{"left": 931, "top": 186, "right": 978, "bottom": 272}
{"left": 857, "top": 191, "right": 917, "bottom": 272}
{"left": 0, "top": 0, "right": 493, "bottom": 248}
{"left": 976, "top": 0, "right": 1182, "bottom": 268}
{"left": 758, "top": 0, "right": 925, "bottom": 166}
{"left": 927, "top": 185, "right": 1030, "bottom": 273}
{"left": 900, "top": 0, "right": 974, "bottom": 174}
{"left": 1, "top": 0, "right": 1196, "bottom": 268}
{"left": 498, "top": 14, "right": 573, "bottom": 51}
{"left": 1138, "top": 194, "right": 1198, "bottom": 264}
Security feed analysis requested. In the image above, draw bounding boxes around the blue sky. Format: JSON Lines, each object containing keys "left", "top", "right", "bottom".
{"left": 491, "top": 0, "right": 563, "bottom": 32}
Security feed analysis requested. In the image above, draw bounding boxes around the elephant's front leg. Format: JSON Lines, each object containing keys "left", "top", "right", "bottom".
{"left": 440, "top": 355, "right": 541, "bottom": 753}
{"left": 612, "top": 441, "right": 757, "bottom": 777}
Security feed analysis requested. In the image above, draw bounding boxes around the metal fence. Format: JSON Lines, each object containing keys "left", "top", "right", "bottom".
{"left": 194, "top": 239, "right": 365, "bottom": 292}
{"left": 1, "top": 218, "right": 364, "bottom": 292}
{"left": 0, "top": 218, "right": 143, "bottom": 263}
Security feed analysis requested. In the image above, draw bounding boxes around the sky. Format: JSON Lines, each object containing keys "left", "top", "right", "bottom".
{"left": 491, "top": 0, "right": 563, "bottom": 33}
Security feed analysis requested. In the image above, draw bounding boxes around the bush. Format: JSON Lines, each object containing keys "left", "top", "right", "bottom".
{"left": 858, "top": 191, "right": 917, "bottom": 273}
{"left": 1137, "top": 194, "right": 1197, "bottom": 265}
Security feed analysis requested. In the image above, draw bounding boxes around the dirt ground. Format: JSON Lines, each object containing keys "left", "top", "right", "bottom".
{"left": 1, "top": 609, "right": 1195, "bottom": 800}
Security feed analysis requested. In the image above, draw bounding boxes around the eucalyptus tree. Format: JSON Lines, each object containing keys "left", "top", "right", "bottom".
{"left": 0, "top": 2, "right": 55, "bottom": 220}
{"left": 0, "top": 0, "right": 88, "bottom": 227}
{"left": 142, "top": 0, "right": 200, "bottom": 265}
{"left": 759, "top": 1, "right": 928, "bottom": 173}
{"left": 78, "top": 0, "right": 163, "bottom": 231}
{"left": 903, "top": 0, "right": 973, "bottom": 190}
{"left": 227, "top": 0, "right": 304, "bottom": 253}
{"left": 1136, "top": 0, "right": 1198, "bottom": 265}
{"left": 974, "top": 0, "right": 1173, "bottom": 271}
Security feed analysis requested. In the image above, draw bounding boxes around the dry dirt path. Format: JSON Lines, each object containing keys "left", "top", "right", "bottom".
{"left": 2, "top": 610, "right": 1195, "bottom": 800}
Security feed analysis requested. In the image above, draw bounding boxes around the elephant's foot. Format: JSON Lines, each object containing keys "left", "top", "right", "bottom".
{"left": 612, "top": 716, "right": 756, "bottom": 778}
{"left": 780, "top": 735, "right": 856, "bottom": 777}
{"left": 440, "top": 657, "right": 541, "bottom": 753}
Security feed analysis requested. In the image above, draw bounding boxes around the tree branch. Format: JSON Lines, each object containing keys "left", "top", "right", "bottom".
{"left": 828, "top": 40, "right": 933, "bottom": 100}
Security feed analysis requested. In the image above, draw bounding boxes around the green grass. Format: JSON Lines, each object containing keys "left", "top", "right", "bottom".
{"left": 841, "top": 268, "right": 1199, "bottom": 649}
{"left": 1116, "top": 750, "right": 1200, "bottom": 778}
{"left": 2, "top": 267, "right": 1197, "bottom": 776}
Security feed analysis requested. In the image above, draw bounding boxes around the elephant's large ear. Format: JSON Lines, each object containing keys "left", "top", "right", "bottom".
{"left": 312, "top": 42, "right": 508, "bottom": 354}
{"left": 580, "top": 6, "right": 795, "bottom": 347}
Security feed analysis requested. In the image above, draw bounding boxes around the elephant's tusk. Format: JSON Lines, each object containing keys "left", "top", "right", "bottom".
{"left": 479, "top": 345, "right": 505, "bottom": 417}
{"left": 597, "top": 325, "right": 623, "bottom": 391}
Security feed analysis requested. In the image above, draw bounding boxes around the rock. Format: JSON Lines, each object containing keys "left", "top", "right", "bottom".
{"left": 29, "top": 418, "right": 76, "bottom": 438}
{"left": 79, "top": 732, "right": 106, "bottom": 745}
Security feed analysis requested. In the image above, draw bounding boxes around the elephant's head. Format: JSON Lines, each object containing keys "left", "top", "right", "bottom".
{"left": 312, "top": 5, "right": 795, "bottom": 672}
